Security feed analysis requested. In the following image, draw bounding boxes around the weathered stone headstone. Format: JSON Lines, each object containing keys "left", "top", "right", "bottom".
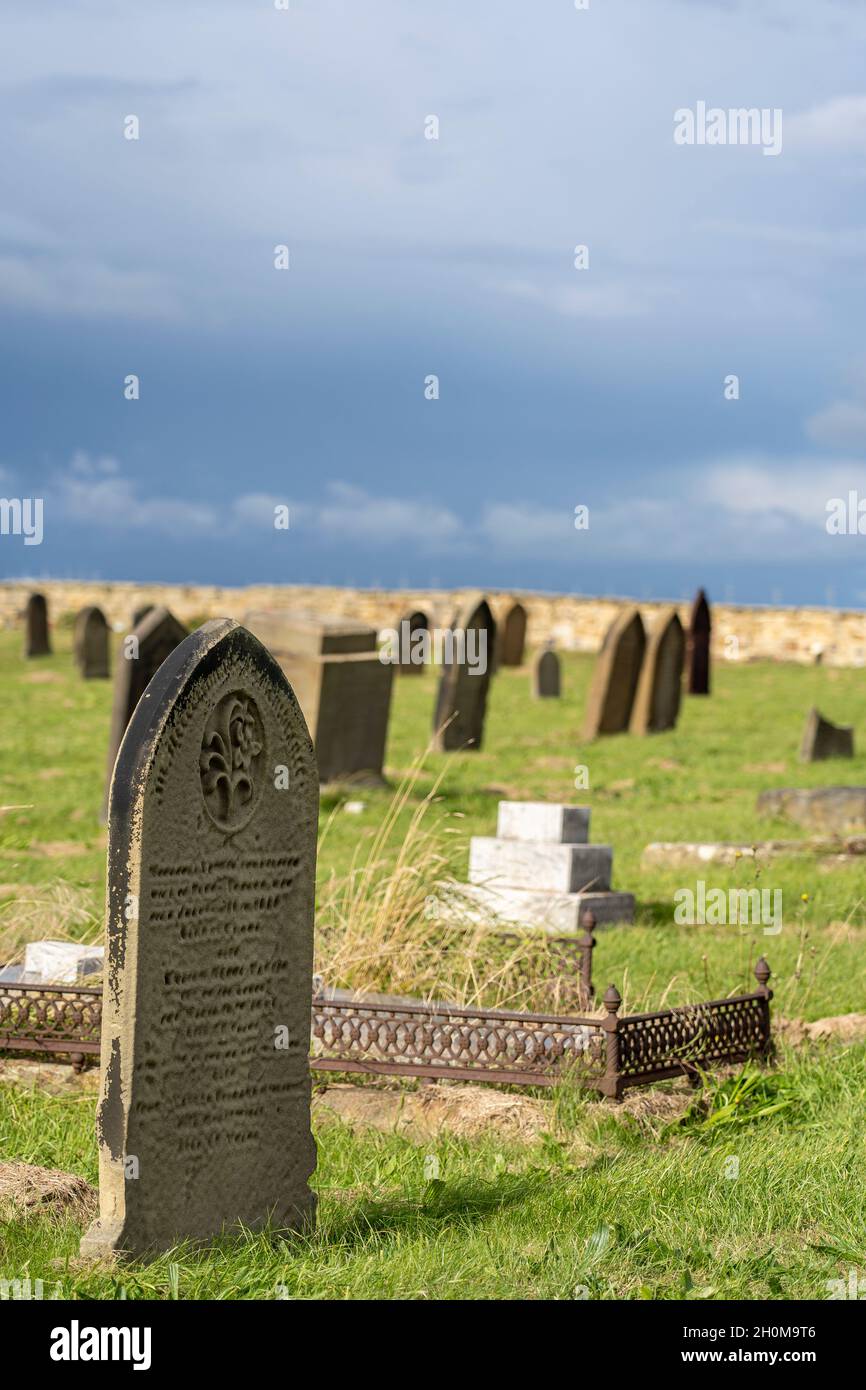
{"left": 498, "top": 601, "right": 527, "bottom": 667}
{"left": 581, "top": 607, "right": 645, "bottom": 738}
{"left": 132, "top": 604, "right": 154, "bottom": 628}
{"left": 686, "top": 589, "right": 711, "bottom": 695}
{"left": 799, "top": 707, "right": 854, "bottom": 762}
{"left": 630, "top": 607, "right": 685, "bottom": 734}
{"left": 102, "top": 607, "right": 188, "bottom": 817}
{"left": 244, "top": 612, "right": 392, "bottom": 783}
{"left": 396, "top": 609, "right": 429, "bottom": 674}
{"left": 74, "top": 606, "right": 110, "bottom": 679}
{"left": 433, "top": 594, "right": 496, "bottom": 752}
{"left": 24, "top": 592, "right": 51, "bottom": 657}
{"left": 532, "top": 647, "right": 560, "bottom": 698}
{"left": 80, "top": 619, "right": 318, "bottom": 1260}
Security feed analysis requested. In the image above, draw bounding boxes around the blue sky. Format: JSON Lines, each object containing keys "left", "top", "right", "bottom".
{"left": 3, "top": 0, "right": 866, "bottom": 604}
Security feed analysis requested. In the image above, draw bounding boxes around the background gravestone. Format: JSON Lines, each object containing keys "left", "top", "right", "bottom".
{"left": 498, "top": 601, "right": 527, "bottom": 667}
{"left": 74, "top": 606, "right": 110, "bottom": 679}
{"left": 396, "top": 609, "right": 429, "bottom": 674}
{"left": 102, "top": 606, "right": 187, "bottom": 818}
{"left": 24, "top": 592, "right": 51, "bottom": 657}
{"left": 799, "top": 707, "right": 854, "bottom": 762}
{"left": 582, "top": 607, "right": 645, "bottom": 738}
{"left": 686, "top": 589, "right": 711, "bottom": 695}
{"left": 243, "top": 611, "right": 392, "bottom": 783}
{"left": 630, "top": 608, "right": 685, "bottom": 734}
{"left": 433, "top": 594, "right": 496, "bottom": 751}
{"left": 132, "top": 604, "right": 154, "bottom": 628}
{"left": 80, "top": 619, "right": 318, "bottom": 1260}
{"left": 532, "top": 648, "right": 560, "bottom": 698}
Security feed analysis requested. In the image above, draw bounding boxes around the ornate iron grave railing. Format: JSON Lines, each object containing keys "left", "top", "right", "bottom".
{"left": 0, "top": 981, "right": 102, "bottom": 1068}
{"left": 310, "top": 989, "right": 606, "bottom": 1087}
{"left": 0, "top": 959, "right": 773, "bottom": 1100}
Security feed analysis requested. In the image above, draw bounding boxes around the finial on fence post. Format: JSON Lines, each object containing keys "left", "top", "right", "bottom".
{"left": 754, "top": 957, "right": 772, "bottom": 999}
{"left": 600, "top": 982, "right": 622, "bottom": 1103}
{"left": 579, "top": 908, "right": 596, "bottom": 1008}
{"left": 754, "top": 957, "right": 773, "bottom": 1059}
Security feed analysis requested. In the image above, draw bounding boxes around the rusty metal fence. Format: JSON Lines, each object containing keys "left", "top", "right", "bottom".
{"left": 1, "top": 958, "right": 773, "bottom": 1100}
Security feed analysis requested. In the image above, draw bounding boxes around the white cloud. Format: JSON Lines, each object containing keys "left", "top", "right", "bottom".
{"left": 787, "top": 95, "right": 866, "bottom": 152}
{"left": 499, "top": 279, "right": 665, "bottom": 320}
{"left": 806, "top": 399, "right": 866, "bottom": 449}
{"left": 0, "top": 255, "right": 181, "bottom": 322}
{"left": 315, "top": 482, "right": 465, "bottom": 551}
{"left": 18, "top": 449, "right": 866, "bottom": 566}
{"left": 699, "top": 453, "right": 866, "bottom": 530}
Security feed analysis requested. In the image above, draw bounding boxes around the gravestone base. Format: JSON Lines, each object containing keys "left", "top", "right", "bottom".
{"left": 438, "top": 800, "right": 635, "bottom": 933}
{"left": 450, "top": 882, "right": 635, "bottom": 933}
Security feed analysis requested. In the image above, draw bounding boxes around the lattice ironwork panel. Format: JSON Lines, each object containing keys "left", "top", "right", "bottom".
{"left": 311, "top": 996, "right": 606, "bottom": 1081}
{"left": 0, "top": 984, "right": 103, "bottom": 1047}
{"left": 618, "top": 995, "right": 768, "bottom": 1077}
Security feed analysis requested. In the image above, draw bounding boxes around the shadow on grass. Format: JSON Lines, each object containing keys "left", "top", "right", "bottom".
{"left": 316, "top": 1171, "right": 547, "bottom": 1251}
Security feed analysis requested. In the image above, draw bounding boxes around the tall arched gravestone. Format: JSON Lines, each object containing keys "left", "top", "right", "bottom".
{"left": 433, "top": 594, "right": 496, "bottom": 751}
{"left": 74, "top": 605, "right": 110, "bottom": 679}
{"left": 582, "top": 607, "right": 645, "bottom": 738}
{"left": 102, "top": 606, "right": 187, "bottom": 820}
{"left": 686, "top": 588, "right": 711, "bottom": 695}
{"left": 25, "top": 592, "right": 51, "bottom": 657}
{"left": 396, "top": 609, "right": 429, "bottom": 674}
{"left": 498, "top": 602, "right": 527, "bottom": 667}
{"left": 80, "top": 619, "right": 319, "bottom": 1260}
{"left": 630, "top": 607, "right": 685, "bottom": 734}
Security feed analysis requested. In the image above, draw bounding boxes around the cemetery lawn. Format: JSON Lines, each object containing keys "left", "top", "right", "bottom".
{"left": 2, "top": 1043, "right": 866, "bottom": 1299}
{"left": 3, "top": 626, "right": 866, "bottom": 1017}
{"left": 2, "top": 624, "right": 866, "bottom": 1298}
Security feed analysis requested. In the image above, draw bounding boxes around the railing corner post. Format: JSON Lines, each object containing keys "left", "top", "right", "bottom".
{"left": 754, "top": 956, "right": 773, "bottom": 1059}
{"left": 579, "top": 908, "right": 597, "bottom": 1009}
{"left": 600, "top": 983, "right": 623, "bottom": 1102}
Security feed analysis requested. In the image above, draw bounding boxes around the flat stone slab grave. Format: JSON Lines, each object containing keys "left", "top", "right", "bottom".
{"left": 757, "top": 787, "right": 866, "bottom": 834}
{"left": 642, "top": 838, "right": 866, "bottom": 869}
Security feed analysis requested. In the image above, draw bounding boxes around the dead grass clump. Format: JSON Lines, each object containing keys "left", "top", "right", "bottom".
{"left": 315, "top": 750, "right": 597, "bottom": 1013}
{"left": 0, "top": 880, "right": 102, "bottom": 965}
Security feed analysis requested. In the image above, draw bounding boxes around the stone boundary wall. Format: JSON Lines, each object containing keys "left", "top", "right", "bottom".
{"left": 1, "top": 580, "right": 864, "bottom": 667}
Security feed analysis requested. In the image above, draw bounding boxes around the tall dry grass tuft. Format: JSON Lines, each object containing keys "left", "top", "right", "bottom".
{"left": 315, "top": 748, "right": 597, "bottom": 1014}
{"left": 0, "top": 881, "right": 102, "bottom": 965}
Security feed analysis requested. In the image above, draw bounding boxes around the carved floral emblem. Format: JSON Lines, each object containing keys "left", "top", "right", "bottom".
{"left": 200, "top": 691, "right": 265, "bottom": 831}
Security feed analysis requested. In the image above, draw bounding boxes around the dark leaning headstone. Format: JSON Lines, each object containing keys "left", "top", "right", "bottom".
{"left": 686, "top": 588, "right": 711, "bottom": 695}
{"left": 630, "top": 607, "right": 685, "bottom": 734}
{"left": 80, "top": 619, "right": 318, "bottom": 1260}
{"left": 396, "top": 609, "right": 429, "bottom": 674}
{"left": 73, "top": 605, "right": 110, "bottom": 679}
{"left": 132, "top": 604, "right": 154, "bottom": 628}
{"left": 433, "top": 594, "right": 496, "bottom": 752}
{"left": 532, "top": 647, "right": 560, "bottom": 698}
{"left": 581, "top": 607, "right": 645, "bottom": 739}
{"left": 799, "top": 707, "right": 854, "bottom": 762}
{"left": 102, "top": 606, "right": 187, "bottom": 818}
{"left": 499, "top": 601, "right": 527, "bottom": 667}
{"left": 24, "top": 592, "right": 51, "bottom": 657}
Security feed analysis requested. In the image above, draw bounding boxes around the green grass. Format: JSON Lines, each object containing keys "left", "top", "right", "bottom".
{"left": 2, "top": 1046, "right": 865, "bottom": 1299}
{"left": 2, "top": 628, "right": 865, "bottom": 1016}
{"left": 2, "top": 625, "right": 866, "bottom": 1299}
